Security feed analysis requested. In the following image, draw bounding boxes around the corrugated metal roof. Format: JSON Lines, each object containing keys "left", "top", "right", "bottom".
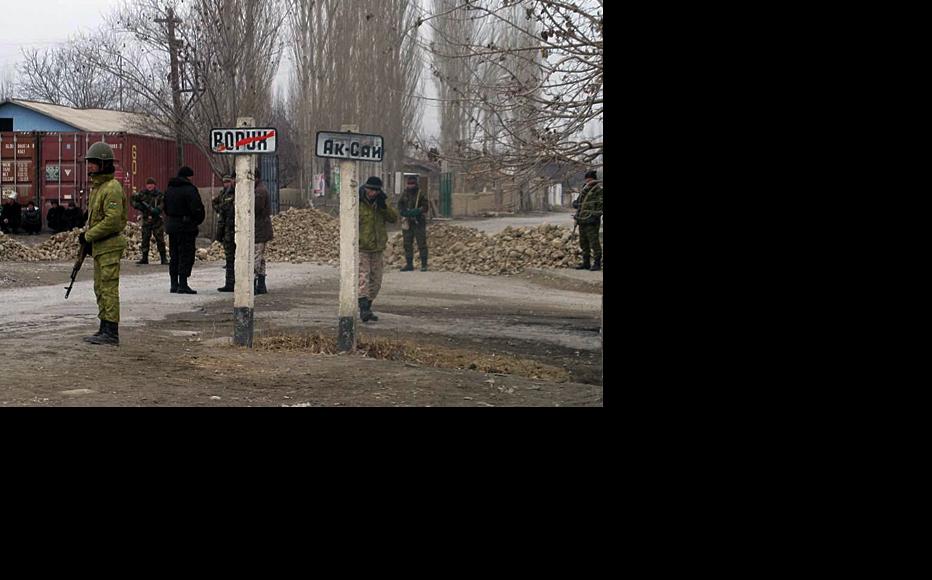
{"left": 2, "top": 99, "right": 166, "bottom": 137}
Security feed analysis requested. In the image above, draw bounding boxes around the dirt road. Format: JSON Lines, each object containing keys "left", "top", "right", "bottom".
{"left": 0, "top": 260, "right": 603, "bottom": 407}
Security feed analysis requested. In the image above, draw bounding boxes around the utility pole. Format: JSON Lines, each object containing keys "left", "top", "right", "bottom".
{"left": 156, "top": 7, "right": 185, "bottom": 168}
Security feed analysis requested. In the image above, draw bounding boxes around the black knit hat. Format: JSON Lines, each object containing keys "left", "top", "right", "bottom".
{"left": 146, "top": 177, "right": 157, "bottom": 185}
{"left": 585, "top": 170, "right": 597, "bottom": 180}
{"left": 178, "top": 166, "right": 194, "bottom": 178}
{"left": 363, "top": 176, "right": 383, "bottom": 190}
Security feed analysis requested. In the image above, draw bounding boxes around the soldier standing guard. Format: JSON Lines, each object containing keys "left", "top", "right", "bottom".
{"left": 397, "top": 175, "right": 430, "bottom": 272}
{"left": 213, "top": 174, "right": 236, "bottom": 292}
{"left": 573, "top": 169, "right": 603, "bottom": 271}
{"left": 132, "top": 177, "right": 168, "bottom": 265}
{"left": 79, "top": 141, "right": 127, "bottom": 346}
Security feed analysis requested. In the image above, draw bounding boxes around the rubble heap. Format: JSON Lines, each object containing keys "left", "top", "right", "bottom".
{"left": 265, "top": 208, "right": 339, "bottom": 264}
{"left": 384, "top": 223, "right": 585, "bottom": 275}
{"left": 0, "top": 231, "right": 40, "bottom": 262}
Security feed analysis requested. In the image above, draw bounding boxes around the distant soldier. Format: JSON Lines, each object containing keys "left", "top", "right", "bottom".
{"left": 79, "top": 141, "right": 128, "bottom": 346}
{"left": 254, "top": 167, "right": 274, "bottom": 295}
{"left": 22, "top": 202, "right": 41, "bottom": 235}
{"left": 131, "top": 177, "right": 168, "bottom": 265}
{"left": 358, "top": 176, "right": 399, "bottom": 322}
{"left": 573, "top": 169, "right": 603, "bottom": 271}
{"left": 46, "top": 200, "right": 67, "bottom": 233}
{"left": 213, "top": 174, "right": 236, "bottom": 292}
{"left": 397, "top": 175, "right": 430, "bottom": 272}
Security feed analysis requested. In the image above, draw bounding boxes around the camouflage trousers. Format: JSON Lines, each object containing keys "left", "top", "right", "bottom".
{"left": 94, "top": 250, "right": 121, "bottom": 323}
{"left": 255, "top": 242, "right": 267, "bottom": 276}
{"left": 141, "top": 220, "right": 166, "bottom": 256}
{"left": 223, "top": 240, "right": 235, "bottom": 284}
{"left": 578, "top": 222, "right": 602, "bottom": 260}
{"left": 359, "top": 251, "right": 384, "bottom": 301}
{"left": 402, "top": 223, "right": 428, "bottom": 260}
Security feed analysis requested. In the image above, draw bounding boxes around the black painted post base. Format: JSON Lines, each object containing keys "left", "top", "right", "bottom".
{"left": 338, "top": 316, "right": 355, "bottom": 352}
{"left": 234, "top": 307, "right": 254, "bottom": 347}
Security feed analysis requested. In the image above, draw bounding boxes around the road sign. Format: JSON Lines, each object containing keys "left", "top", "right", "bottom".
{"left": 315, "top": 131, "right": 384, "bottom": 162}
{"left": 211, "top": 127, "right": 277, "bottom": 154}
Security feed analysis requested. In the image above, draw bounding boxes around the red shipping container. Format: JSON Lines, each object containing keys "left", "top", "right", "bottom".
{"left": 0, "top": 132, "right": 39, "bottom": 206}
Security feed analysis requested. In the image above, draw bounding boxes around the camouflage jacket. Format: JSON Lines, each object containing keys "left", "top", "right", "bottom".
{"left": 213, "top": 186, "right": 235, "bottom": 243}
{"left": 132, "top": 188, "right": 164, "bottom": 225}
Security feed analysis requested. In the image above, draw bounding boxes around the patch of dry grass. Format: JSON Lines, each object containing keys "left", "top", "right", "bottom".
{"left": 255, "top": 333, "right": 569, "bottom": 382}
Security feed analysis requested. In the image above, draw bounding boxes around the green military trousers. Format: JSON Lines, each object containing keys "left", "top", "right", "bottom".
{"left": 94, "top": 250, "right": 122, "bottom": 323}
{"left": 579, "top": 223, "right": 602, "bottom": 260}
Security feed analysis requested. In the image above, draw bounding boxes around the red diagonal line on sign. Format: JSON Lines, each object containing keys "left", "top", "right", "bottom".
{"left": 215, "top": 130, "right": 276, "bottom": 152}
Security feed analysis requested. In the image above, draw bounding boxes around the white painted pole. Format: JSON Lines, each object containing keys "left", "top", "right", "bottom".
{"left": 337, "top": 123, "right": 359, "bottom": 352}
{"left": 233, "top": 117, "right": 256, "bottom": 347}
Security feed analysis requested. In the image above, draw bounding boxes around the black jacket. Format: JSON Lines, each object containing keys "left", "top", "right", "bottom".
{"left": 163, "top": 177, "right": 205, "bottom": 235}
{"left": 47, "top": 205, "right": 65, "bottom": 230}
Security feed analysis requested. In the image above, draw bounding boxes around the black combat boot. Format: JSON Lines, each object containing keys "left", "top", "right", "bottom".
{"left": 170, "top": 274, "right": 179, "bottom": 293}
{"left": 218, "top": 266, "right": 235, "bottom": 292}
{"left": 400, "top": 254, "right": 414, "bottom": 271}
{"left": 575, "top": 255, "right": 591, "bottom": 270}
{"left": 367, "top": 299, "right": 379, "bottom": 322}
{"left": 255, "top": 275, "right": 268, "bottom": 295}
{"left": 590, "top": 256, "right": 601, "bottom": 271}
{"left": 359, "top": 297, "right": 372, "bottom": 322}
{"left": 86, "top": 319, "right": 104, "bottom": 339}
{"left": 159, "top": 249, "right": 168, "bottom": 265}
{"left": 85, "top": 320, "right": 119, "bottom": 346}
{"left": 420, "top": 251, "right": 428, "bottom": 272}
{"left": 178, "top": 276, "right": 197, "bottom": 294}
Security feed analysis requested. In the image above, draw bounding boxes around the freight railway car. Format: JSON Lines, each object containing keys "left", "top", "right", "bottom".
{"left": 1, "top": 131, "right": 215, "bottom": 228}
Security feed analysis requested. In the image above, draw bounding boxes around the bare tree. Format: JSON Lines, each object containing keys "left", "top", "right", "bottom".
{"left": 0, "top": 65, "right": 15, "bottom": 101}
{"left": 288, "top": 0, "right": 424, "bottom": 197}
{"left": 80, "top": 0, "right": 287, "bottom": 174}
{"left": 16, "top": 37, "right": 124, "bottom": 109}
{"left": 422, "top": 0, "right": 603, "bottom": 183}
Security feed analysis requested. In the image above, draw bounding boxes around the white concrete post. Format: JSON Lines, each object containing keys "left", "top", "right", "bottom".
{"left": 233, "top": 117, "right": 256, "bottom": 347}
{"left": 337, "top": 124, "right": 359, "bottom": 351}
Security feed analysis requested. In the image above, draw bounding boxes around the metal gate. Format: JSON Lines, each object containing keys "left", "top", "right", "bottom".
{"left": 260, "top": 154, "right": 280, "bottom": 214}
{"left": 439, "top": 172, "right": 453, "bottom": 217}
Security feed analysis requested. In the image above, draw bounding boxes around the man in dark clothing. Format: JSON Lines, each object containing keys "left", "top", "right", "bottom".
{"left": 254, "top": 168, "right": 274, "bottom": 295}
{"left": 573, "top": 169, "right": 603, "bottom": 271}
{"left": 46, "top": 200, "right": 66, "bottom": 233}
{"left": 212, "top": 174, "right": 236, "bottom": 292}
{"left": 63, "top": 201, "right": 84, "bottom": 230}
{"left": 22, "top": 202, "right": 41, "bottom": 234}
{"left": 1, "top": 196, "right": 22, "bottom": 234}
{"left": 397, "top": 175, "right": 430, "bottom": 271}
{"left": 132, "top": 177, "right": 168, "bottom": 265}
{"left": 163, "top": 166, "right": 205, "bottom": 294}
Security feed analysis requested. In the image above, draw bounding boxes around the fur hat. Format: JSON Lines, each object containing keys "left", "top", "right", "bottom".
{"left": 178, "top": 166, "right": 194, "bottom": 178}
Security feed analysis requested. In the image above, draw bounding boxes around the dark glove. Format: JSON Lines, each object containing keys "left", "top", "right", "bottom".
{"left": 376, "top": 193, "right": 388, "bottom": 209}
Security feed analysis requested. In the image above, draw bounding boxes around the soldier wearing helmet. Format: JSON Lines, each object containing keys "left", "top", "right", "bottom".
{"left": 79, "top": 141, "right": 128, "bottom": 345}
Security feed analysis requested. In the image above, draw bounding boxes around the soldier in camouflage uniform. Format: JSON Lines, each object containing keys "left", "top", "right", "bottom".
{"left": 132, "top": 177, "right": 167, "bottom": 265}
{"left": 573, "top": 169, "right": 603, "bottom": 271}
{"left": 213, "top": 174, "right": 236, "bottom": 292}
{"left": 397, "top": 175, "right": 430, "bottom": 271}
{"left": 79, "top": 141, "right": 128, "bottom": 346}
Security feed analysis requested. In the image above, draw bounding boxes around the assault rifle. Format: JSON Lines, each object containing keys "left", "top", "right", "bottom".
{"left": 64, "top": 240, "right": 91, "bottom": 299}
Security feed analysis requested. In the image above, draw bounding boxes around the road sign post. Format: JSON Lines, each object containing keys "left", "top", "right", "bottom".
{"left": 314, "top": 127, "right": 385, "bottom": 352}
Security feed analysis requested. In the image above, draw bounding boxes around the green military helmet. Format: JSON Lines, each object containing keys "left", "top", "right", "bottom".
{"left": 84, "top": 141, "right": 115, "bottom": 162}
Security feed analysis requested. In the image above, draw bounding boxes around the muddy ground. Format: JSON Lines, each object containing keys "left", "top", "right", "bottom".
{"left": 0, "top": 259, "right": 603, "bottom": 407}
